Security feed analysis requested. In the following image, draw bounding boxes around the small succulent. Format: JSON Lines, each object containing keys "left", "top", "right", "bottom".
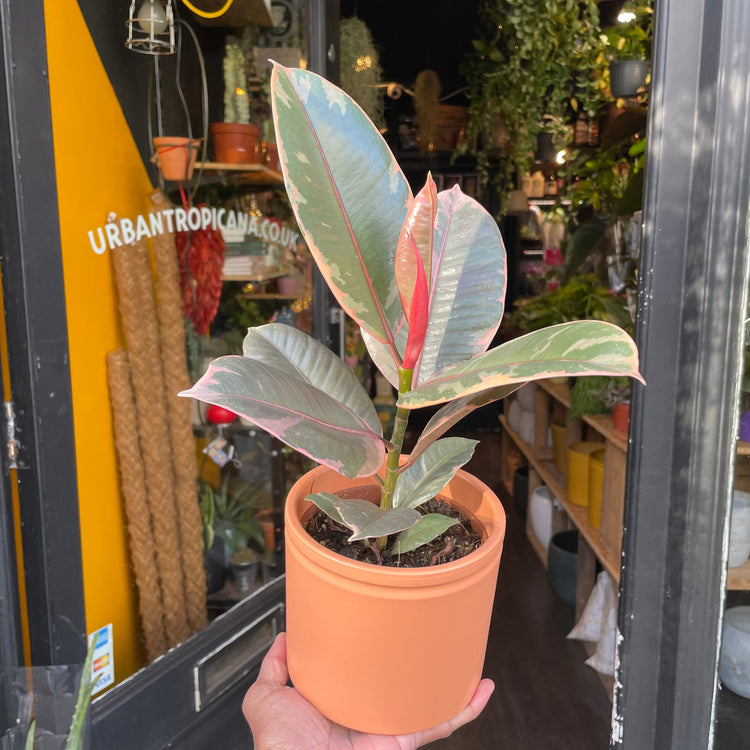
{"left": 181, "top": 66, "right": 643, "bottom": 558}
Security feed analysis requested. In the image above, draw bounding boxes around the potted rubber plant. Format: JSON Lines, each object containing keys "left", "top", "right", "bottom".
{"left": 181, "top": 65, "right": 643, "bottom": 735}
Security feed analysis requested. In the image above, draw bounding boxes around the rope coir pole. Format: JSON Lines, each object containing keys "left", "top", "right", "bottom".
{"left": 106, "top": 349, "right": 169, "bottom": 660}
{"left": 150, "top": 190, "right": 207, "bottom": 632}
{"left": 111, "top": 240, "right": 190, "bottom": 647}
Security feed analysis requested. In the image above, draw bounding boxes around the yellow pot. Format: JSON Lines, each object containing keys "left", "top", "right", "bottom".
{"left": 567, "top": 441, "right": 605, "bottom": 507}
{"left": 587, "top": 450, "right": 606, "bottom": 528}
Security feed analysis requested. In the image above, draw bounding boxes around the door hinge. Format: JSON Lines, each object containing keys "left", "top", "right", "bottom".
{"left": 4, "top": 401, "right": 19, "bottom": 469}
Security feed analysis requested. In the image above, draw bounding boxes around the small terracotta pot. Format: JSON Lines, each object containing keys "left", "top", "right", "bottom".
{"left": 210, "top": 122, "right": 261, "bottom": 164}
{"left": 612, "top": 403, "right": 630, "bottom": 433}
{"left": 284, "top": 464, "right": 506, "bottom": 734}
{"left": 261, "top": 141, "right": 279, "bottom": 170}
{"left": 152, "top": 137, "right": 200, "bottom": 181}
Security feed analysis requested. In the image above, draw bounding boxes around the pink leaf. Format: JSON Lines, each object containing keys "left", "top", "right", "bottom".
{"left": 402, "top": 247, "right": 429, "bottom": 370}
{"left": 395, "top": 174, "right": 437, "bottom": 319}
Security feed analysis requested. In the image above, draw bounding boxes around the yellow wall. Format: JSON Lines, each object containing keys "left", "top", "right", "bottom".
{"left": 44, "top": 0, "right": 156, "bottom": 681}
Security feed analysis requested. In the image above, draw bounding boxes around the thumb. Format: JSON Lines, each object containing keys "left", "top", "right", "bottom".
{"left": 255, "top": 632, "right": 290, "bottom": 687}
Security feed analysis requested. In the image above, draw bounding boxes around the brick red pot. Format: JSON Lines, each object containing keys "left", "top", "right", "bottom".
{"left": 284, "top": 464, "right": 506, "bottom": 734}
{"left": 210, "top": 122, "right": 260, "bottom": 164}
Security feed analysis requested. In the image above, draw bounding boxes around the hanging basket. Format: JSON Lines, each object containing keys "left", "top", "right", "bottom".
{"left": 152, "top": 137, "right": 201, "bottom": 181}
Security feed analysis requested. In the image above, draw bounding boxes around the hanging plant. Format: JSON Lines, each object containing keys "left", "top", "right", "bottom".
{"left": 459, "top": 0, "right": 609, "bottom": 207}
{"left": 413, "top": 69, "right": 442, "bottom": 151}
{"left": 339, "top": 17, "right": 385, "bottom": 130}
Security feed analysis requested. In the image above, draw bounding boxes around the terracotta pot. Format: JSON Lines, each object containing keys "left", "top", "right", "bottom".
{"left": 261, "top": 141, "right": 279, "bottom": 170}
{"left": 612, "top": 403, "right": 630, "bottom": 433}
{"left": 284, "top": 464, "right": 506, "bottom": 734}
{"left": 254, "top": 509, "right": 275, "bottom": 552}
{"left": 152, "top": 137, "right": 200, "bottom": 181}
{"left": 210, "top": 122, "right": 260, "bottom": 164}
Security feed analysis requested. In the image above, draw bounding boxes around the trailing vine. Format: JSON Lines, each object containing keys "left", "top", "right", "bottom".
{"left": 459, "top": 0, "right": 609, "bottom": 208}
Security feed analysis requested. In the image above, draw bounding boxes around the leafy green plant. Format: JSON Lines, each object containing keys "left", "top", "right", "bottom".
{"left": 199, "top": 475, "right": 267, "bottom": 555}
{"left": 563, "top": 107, "right": 648, "bottom": 280}
{"left": 181, "top": 66, "right": 642, "bottom": 560}
{"left": 459, "top": 0, "right": 609, "bottom": 208}
{"left": 507, "top": 275, "right": 634, "bottom": 335}
{"left": 604, "top": 2, "right": 654, "bottom": 61}
{"left": 569, "top": 375, "right": 631, "bottom": 419}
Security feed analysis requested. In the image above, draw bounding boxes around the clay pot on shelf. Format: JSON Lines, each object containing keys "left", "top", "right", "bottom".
{"left": 612, "top": 403, "right": 630, "bottom": 433}
{"left": 210, "top": 122, "right": 261, "bottom": 164}
{"left": 261, "top": 141, "right": 279, "bottom": 170}
{"left": 284, "top": 463, "right": 506, "bottom": 735}
{"left": 152, "top": 137, "right": 201, "bottom": 181}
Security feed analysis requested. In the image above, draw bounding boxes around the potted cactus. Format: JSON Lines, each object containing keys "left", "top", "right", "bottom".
{"left": 181, "top": 65, "right": 643, "bottom": 734}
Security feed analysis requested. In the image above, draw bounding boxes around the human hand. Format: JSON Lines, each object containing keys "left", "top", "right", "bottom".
{"left": 243, "top": 632, "right": 495, "bottom": 750}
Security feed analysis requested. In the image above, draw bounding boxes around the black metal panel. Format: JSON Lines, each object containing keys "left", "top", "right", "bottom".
{"left": 91, "top": 577, "right": 285, "bottom": 750}
{"left": 614, "top": 1, "right": 750, "bottom": 748}
{"left": 0, "top": 401, "right": 23, "bottom": 669}
{"left": 0, "top": 0, "right": 86, "bottom": 665}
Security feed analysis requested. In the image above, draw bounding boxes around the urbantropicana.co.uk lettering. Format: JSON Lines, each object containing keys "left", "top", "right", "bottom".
{"left": 87, "top": 207, "right": 301, "bottom": 255}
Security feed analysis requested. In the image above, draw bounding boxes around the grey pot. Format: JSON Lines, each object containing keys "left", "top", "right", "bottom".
{"left": 610, "top": 59, "right": 650, "bottom": 98}
{"left": 548, "top": 530, "right": 578, "bottom": 607}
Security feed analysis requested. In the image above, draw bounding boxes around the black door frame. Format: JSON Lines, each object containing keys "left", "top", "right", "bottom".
{"left": 0, "top": 0, "right": 86, "bottom": 669}
{"left": 615, "top": 0, "right": 750, "bottom": 747}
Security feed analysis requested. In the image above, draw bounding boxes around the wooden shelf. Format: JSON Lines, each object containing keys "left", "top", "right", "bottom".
{"left": 194, "top": 162, "right": 283, "bottom": 185}
{"left": 537, "top": 379, "right": 628, "bottom": 451}
{"left": 728, "top": 560, "right": 750, "bottom": 589}
{"left": 222, "top": 267, "right": 294, "bottom": 283}
{"left": 499, "top": 414, "right": 620, "bottom": 581}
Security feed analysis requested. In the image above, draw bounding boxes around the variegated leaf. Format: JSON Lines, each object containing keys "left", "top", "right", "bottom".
{"left": 393, "top": 514, "right": 459, "bottom": 555}
{"left": 180, "top": 352, "right": 385, "bottom": 478}
{"left": 414, "top": 187, "right": 507, "bottom": 386}
{"left": 393, "top": 437, "right": 478, "bottom": 510}
{"left": 399, "top": 320, "right": 643, "bottom": 409}
{"left": 271, "top": 65, "right": 410, "bottom": 360}
{"left": 407, "top": 386, "right": 522, "bottom": 464}
{"left": 362, "top": 327, "right": 404, "bottom": 389}
{"left": 308, "top": 493, "right": 421, "bottom": 541}
{"left": 240, "top": 324, "right": 381, "bottom": 434}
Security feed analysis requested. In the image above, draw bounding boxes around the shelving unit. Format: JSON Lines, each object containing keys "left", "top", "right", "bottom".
{"left": 503, "top": 379, "right": 750, "bottom": 592}
{"left": 500, "top": 380, "right": 627, "bottom": 610}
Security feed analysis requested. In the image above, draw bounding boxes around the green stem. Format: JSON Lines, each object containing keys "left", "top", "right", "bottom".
{"left": 380, "top": 368, "right": 413, "bottom": 512}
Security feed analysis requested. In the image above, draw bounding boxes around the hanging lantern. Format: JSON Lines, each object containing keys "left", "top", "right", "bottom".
{"left": 125, "top": 0, "right": 175, "bottom": 55}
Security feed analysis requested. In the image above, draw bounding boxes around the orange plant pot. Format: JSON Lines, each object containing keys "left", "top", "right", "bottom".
{"left": 612, "top": 403, "right": 630, "bottom": 433}
{"left": 284, "top": 464, "right": 506, "bottom": 735}
{"left": 152, "top": 137, "right": 200, "bottom": 181}
{"left": 210, "top": 122, "right": 261, "bottom": 164}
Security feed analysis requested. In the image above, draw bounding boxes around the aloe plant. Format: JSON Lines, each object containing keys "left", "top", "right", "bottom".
{"left": 181, "top": 65, "right": 643, "bottom": 557}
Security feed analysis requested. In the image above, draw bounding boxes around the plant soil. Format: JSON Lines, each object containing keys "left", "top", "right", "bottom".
{"left": 304, "top": 495, "right": 483, "bottom": 568}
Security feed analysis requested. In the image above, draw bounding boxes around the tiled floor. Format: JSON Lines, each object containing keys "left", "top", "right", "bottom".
{"left": 428, "top": 428, "right": 612, "bottom": 750}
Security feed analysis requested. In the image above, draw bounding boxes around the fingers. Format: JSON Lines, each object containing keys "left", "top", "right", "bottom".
{"left": 256, "top": 632, "right": 290, "bottom": 687}
{"left": 410, "top": 678, "right": 495, "bottom": 747}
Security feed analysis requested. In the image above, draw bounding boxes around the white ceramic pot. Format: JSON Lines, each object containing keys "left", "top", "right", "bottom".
{"left": 519, "top": 409, "right": 535, "bottom": 445}
{"left": 530, "top": 485, "right": 554, "bottom": 550}
{"left": 720, "top": 606, "right": 750, "bottom": 698}
{"left": 507, "top": 399, "right": 522, "bottom": 433}
{"left": 516, "top": 384, "right": 536, "bottom": 412}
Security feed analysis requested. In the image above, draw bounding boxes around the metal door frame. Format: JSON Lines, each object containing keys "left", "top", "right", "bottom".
{"left": 615, "top": 1, "right": 750, "bottom": 747}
